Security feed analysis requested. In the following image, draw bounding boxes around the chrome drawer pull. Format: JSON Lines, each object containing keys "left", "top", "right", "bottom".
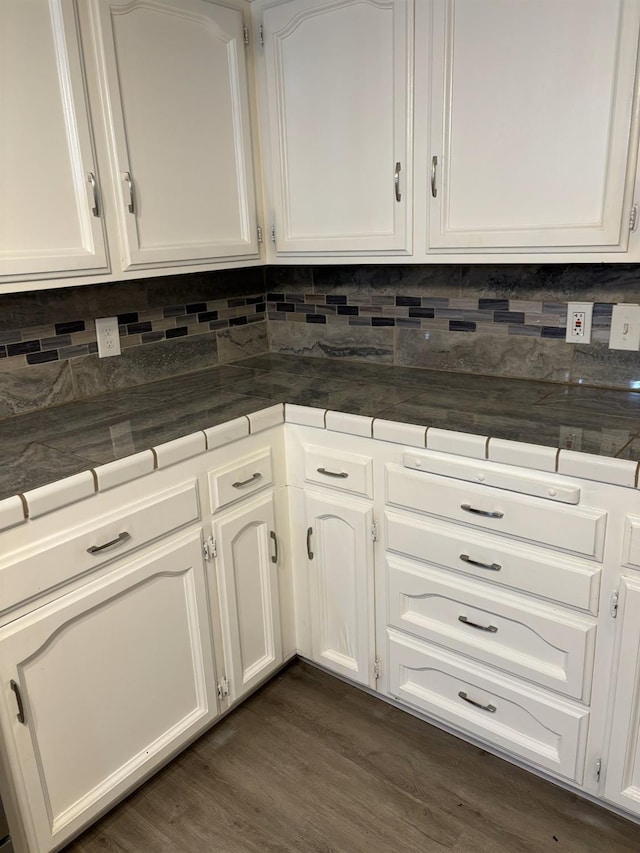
{"left": 270, "top": 530, "right": 278, "bottom": 564}
{"left": 458, "top": 615, "right": 498, "bottom": 633}
{"left": 10, "top": 680, "right": 25, "bottom": 724}
{"left": 431, "top": 155, "right": 438, "bottom": 198}
{"left": 317, "top": 467, "right": 349, "bottom": 479}
{"left": 306, "top": 526, "right": 314, "bottom": 560}
{"left": 123, "top": 170, "right": 136, "bottom": 214}
{"left": 461, "top": 504, "right": 504, "bottom": 519}
{"left": 458, "top": 691, "right": 496, "bottom": 713}
{"left": 460, "top": 554, "right": 502, "bottom": 572}
{"left": 394, "top": 161, "right": 402, "bottom": 202}
{"left": 232, "top": 472, "right": 262, "bottom": 489}
{"left": 87, "top": 531, "right": 131, "bottom": 554}
{"left": 88, "top": 171, "right": 100, "bottom": 217}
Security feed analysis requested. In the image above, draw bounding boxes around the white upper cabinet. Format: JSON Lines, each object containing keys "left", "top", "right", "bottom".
{"left": 90, "top": 0, "right": 260, "bottom": 268}
{"left": 426, "top": 0, "right": 640, "bottom": 251}
{"left": 0, "top": 0, "right": 108, "bottom": 282}
{"left": 261, "top": 0, "right": 413, "bottom": 255}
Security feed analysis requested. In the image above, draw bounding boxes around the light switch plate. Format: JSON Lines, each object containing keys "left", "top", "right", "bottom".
{"left": 609, "top": 304, "right": 640, "bottom": 351}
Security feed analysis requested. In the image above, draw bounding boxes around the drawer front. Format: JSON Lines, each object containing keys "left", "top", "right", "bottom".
{"left": 387, "top": 629, "right": 589, "bottom": 782}
{"left": 387, "top": 555, "right": 596, "bottom": 700}
{"left": 622, "top": 515, "right": 640, "bottom": 569}
{"left": 303, "top": 445, "right": 373, "bottom": 498}
{"left": 209, "top": 449, "right": 273, "bottom": 513}
{"left": 386, "top": 465, "right": 607, "bottom": 559}
{"left": 1, "top": 482, "right": 200, "bottom": 615}
{"left": 385, "top": 511, "right": 601, "bottom": 613}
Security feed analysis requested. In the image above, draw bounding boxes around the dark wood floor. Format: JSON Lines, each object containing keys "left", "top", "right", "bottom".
{"left": 66, "top": 661, "right": 640, "bottom": 852}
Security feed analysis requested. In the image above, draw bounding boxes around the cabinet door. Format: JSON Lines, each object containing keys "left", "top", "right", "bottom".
{"left": 0, "top": 0, "right": 108, "bottom": 282}
{"left": 427, "top": 0, "right": 640, "bottom": 251}
{"left": 0, "top": 531, "right": 217, "bottom": 853}
{"left": 213, "top": 492, "right": 282, "bottom": 702}
{"left": 262, "top": 0, "right": 412, "bottom": 254}
{"left": 604, "top": 576, "right": 640, "bottom": 816}
{"left": 93, "top": 0, "right": 259, "bottom": 268}
{"left": 305, "top": 490, "right": 375, "bottom": 686}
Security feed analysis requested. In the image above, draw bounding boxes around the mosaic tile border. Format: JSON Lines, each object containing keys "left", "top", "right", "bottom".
{"left": 267, "top": 292, "right": 615, "bottom": 342}
{"left": 0, "top": 296, "right": 266, "bottom": 371}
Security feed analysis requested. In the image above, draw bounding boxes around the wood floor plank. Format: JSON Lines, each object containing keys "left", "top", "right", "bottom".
{"left": 65, "top": 661, "right": 640, "bottom": 853}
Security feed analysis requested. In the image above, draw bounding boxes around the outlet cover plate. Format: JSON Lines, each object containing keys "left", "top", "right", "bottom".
{"left": 565, "top": 302, "right": 593, "bottom": 344}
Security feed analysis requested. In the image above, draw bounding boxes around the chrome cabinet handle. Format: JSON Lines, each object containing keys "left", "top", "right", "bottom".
{"left": 270, "top": 530, "right": 278, "bottom": 564}
{"left": 460, "top": 554, "right": 502, "bottom": 572}
{"left": 232, "top": 472, "right": 262, "bottom": 489}
{"left": 431, "top": 155, "right": 438, "bottom": 198}
{"left": 317, "top": 467, "right": 348, "bottom": 479}
{"left": 88, "top": 172, "right": 100, "bottom": 217}
{"left": 458, "top": 691, "right": 496, "bottom": 713}
{"left": 458, "top": 615, "right": 498, "bottom": 633}
{"left": 306, "top": 526, "right": 313, "bottom": 560}
{"left": 123, "top": 171, "right": 136, "bottom": 214}
{"left": 87, "top": 531, "right": 131, "bottom": 555}
{"left": 10, "top": 680, "right": 25, "bottom": 724}
{"left": 394, "top": 161, "right": 402, "bottom": 202}
{"left": 461, "top": 504, "right": 504, "bottom": 519}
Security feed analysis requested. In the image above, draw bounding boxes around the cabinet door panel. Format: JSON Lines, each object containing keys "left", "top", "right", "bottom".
{"left": 428, "top": 0, "right": 640, "bottom": 250}
{"left": 0, "top": 532, "right": 217, "bottom": 853}
{"left": 95, "top": 0, "right": 259, "bottom": 267}
{"left": 263, "top": 0, "right": 412, "bottom": 254}
{"left": 0, "top": 0, "right": 107, "bottom": 281}
{"left": 305, "top": 490, "right": 374, "bottom": 685}
{"left": 214, "top": 493, "right": 282, "bottom": 701}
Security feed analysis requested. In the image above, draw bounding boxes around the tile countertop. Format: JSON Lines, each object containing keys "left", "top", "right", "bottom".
{"left": 2, "top": 352, "right": 640, "bottom": 506}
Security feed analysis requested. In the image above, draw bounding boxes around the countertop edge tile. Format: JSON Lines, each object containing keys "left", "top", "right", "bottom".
{"left": 488, "top": 438, "right": 558, "bottom": 473}
{"left": 248, "top": 403, "right": 285, "bottom": 433}
{"left": 0, "top": 495, "right": 27, "bottom": 531}
{"left": 24, "top": 471, "right": 96, "bottom": 519}
{"left": 154, "top": 432, "right": 207, "bottom": 469}
{"left": 372, "top": 419, "right": 427, "bottom": 448}
{"left": 94, "top": 451, "right": 156, "bottom": 492}
{"left": 558, "top": 450, "right": 639, "bottom": 488}
{"left": 426, "top": 428, "right": 488, "bottom": 460}
{"left": 205, "top": 417, "right": 250, "bottom": 450}
{"left": 285, "top": 404, "right": 326, "bottom": 428}
{"left": 325, "top": 411, "right": 372, "bottom": 438}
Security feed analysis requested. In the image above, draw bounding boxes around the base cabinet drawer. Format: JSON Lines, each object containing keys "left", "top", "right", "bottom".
{"left": 387, "top": 629, "right": 589, "bottom": 783}
{"left": 209, "top": 449, "right": 273, "bottom": 513}
{"left": 387, "top": 555, "right": 596, "bottom": 701}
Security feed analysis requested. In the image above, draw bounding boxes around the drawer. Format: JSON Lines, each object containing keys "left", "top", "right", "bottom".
{"left": 385, "top": 511, "right": 601, "bottom": 613}
{"left": 209, "top": 449, "right": 272, "bottom": 513}
{"left": 622, "top": 515, "right": 640, "bottom": 569}
{"left": 387, "top": 629, "right": 589, "bottom": 782}
{"left": 387, "top": 555, "right": 596, "bottom": 700}
{"left": 1, "top": 481, "right": 200, "bottom": 615}
{"left": 303, "top": 445, "right": 373, "bottom": 498}
{"left": 386, "top": 464, "right": 607, "bottom": 559}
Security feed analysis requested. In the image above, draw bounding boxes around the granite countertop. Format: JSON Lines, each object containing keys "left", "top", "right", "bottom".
{"left": 2, "top": 352, "right": 640, "bottom": 502}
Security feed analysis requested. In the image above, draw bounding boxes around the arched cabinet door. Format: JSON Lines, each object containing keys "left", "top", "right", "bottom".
{"left": 304, "top": 489, "right": 375, "bottom": 686}
{"left": 261, "top": 0, "right": 413, "bottom": 255}
{"left": 0, "top": 0, "right": 108, "bottom": 283}
{"left": 90, "top": 0, "right": 260, "bottom": 268}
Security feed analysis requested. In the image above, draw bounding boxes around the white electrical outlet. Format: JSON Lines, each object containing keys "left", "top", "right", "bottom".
{"left": 565, "top": 302, "right": 593, "bottom": 343}
{"left": 609, "top": 304, "right": 640, "bottom": 351}
{"left": 95, "top": 316, "right": 121, "bottom": 358}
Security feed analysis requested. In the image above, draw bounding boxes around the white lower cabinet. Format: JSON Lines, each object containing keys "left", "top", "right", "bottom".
{"left": 604, "top": 576, "right": 640, "bottom": 814}
{"left": 212, "top": 491, "right": 283, "bottom": 703}
{"left": 304, "top": 490, "right": 375, "bottom": 686}
{"left": 0, "top": 531, "right": 217, "bottom": 853}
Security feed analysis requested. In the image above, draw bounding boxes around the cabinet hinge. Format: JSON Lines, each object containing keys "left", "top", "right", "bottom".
{"left": 610, "top": 591, "right": 619, "bottom": 619}
{"left": 257, "top": 224, "right": 263, "bottom": 243}
{"left": 595, "top": 757, "right": 602, "bottom": 782}
{"left": 217, "top": 677, "right": 230, "bottom": 700}
{"left": 259, "top": 24, "right": 264, "bottom": 46}
{"left": 243, "top": 26, "right": 249, "bottom": 45}
{"left": 371, "top": 521, "right": 378, "bottom": 542}
{"left": 630, "top": 203, "right": 639, "bottom": 232}
{"left": 270, "top": 225, "right": 276, "bottom": 242}
{"left": 203, "top": 536, "right": 217, "bottom": 561}
{"left": 373, "top": 658, "right": 381, "bottom": 681}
